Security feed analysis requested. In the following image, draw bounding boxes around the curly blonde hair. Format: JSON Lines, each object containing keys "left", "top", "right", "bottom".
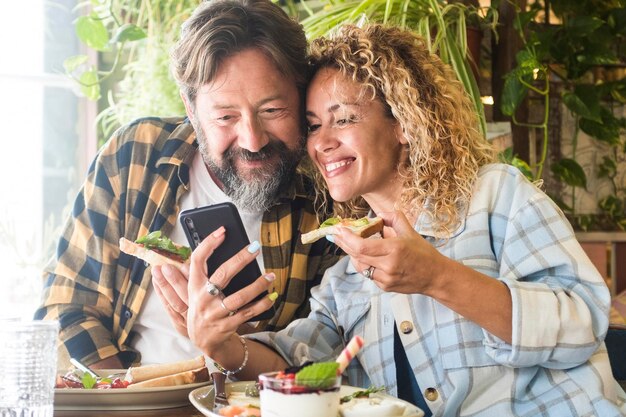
{"left": 308, "top": 24, "right": 496, "bottom": 238}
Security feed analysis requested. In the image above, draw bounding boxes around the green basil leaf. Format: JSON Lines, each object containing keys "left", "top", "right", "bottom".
{"left": 295, "top": 362, "right": 339, "bottom": 389}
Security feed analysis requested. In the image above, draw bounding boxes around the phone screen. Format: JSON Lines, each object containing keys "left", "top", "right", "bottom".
{"left": 179, "top": 202, "right": 275, "bottom": 322}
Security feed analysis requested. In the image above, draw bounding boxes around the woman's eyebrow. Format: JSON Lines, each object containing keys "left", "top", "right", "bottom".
{"left": 306, "top": 101, "right": 363, "bottom": 116}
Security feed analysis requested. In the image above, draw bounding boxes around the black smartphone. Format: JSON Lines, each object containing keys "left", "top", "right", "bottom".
{"left": 179, "top": 202, "right": 275, "bottom": 322}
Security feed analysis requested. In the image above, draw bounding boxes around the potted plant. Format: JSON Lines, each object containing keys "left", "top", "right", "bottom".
{"left": 500, "top": 0, "right": 626, "bottom": 231}
{"left": 499, "top": 0, "right": 626, "bottom": 294}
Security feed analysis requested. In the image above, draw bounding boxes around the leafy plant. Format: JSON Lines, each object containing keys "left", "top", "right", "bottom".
{"left": 500, "top": 0, "right": 626, "bottom": 230}
{"left": 65, "top": 0, "right": 200, "bottom": 142}
{"left": 296, "top": 0, "right": 499, "bottom": 137}
{"left": 67, "top": 0, "right": 498, "bottom": 143}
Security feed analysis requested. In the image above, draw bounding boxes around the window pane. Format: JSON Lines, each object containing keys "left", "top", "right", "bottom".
{"left": 0, "top": 0, "right": 87, "bottom": 319}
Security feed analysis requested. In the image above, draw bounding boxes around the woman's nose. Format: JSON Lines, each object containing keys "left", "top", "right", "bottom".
{"left": 309, "top": 127, "right": 339, "bottom": 154}
{"left": 238, "top": 117, "right": 269, "bottom": 152}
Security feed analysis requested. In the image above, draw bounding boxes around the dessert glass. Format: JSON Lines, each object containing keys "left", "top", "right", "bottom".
{"left": 258, "top": 371, "right": 342, "bottom": 417}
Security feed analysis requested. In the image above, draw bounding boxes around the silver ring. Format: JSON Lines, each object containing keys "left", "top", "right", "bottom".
{"left": 362, "top": 266, "right": 375, "bottom": 279}
{"left": 206, "top": 281, "right": 223, "bottom": 297}
{"left": 220, "top": 299, "right": 237, "bottom": 316}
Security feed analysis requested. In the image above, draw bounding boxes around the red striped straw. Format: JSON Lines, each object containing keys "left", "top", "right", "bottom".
{"left": 335, "top": 335, "right": 364, "bottom": 374}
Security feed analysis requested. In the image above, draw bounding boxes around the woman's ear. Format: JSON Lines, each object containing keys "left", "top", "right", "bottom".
{"left": 395, "top": 122, "right": 409, "bottom": 145}
{"left": 181, "top": 91, "right": 194, "bottom": 123}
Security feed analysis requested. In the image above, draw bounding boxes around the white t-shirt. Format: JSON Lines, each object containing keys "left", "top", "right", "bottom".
{"left": 131, "top": 152, "right": 264, "bottom": 364}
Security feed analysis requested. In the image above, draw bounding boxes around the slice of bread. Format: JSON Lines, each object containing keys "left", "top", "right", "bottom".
{"left": 301, "top": 217, "right": 383, "bottom": 244}
{"left": 124, "top": 355, "right": 206, "bottom": 383}
{"left": 126, "top": 366, "right": 210, "bottom": 389}
{"left": 119, "top": 237, "right": 189, "bottom": 267}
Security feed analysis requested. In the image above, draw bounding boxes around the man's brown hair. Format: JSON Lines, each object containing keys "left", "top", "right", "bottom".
{"left": 171, "top": 0, "right": 308, "bottom": 105}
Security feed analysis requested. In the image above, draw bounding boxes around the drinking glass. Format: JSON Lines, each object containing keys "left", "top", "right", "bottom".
{"left": 0, "top": 320, "right": 59, "bottom": 417}
{"left": 258, "top": 371, "right": 342, "bottom": 417}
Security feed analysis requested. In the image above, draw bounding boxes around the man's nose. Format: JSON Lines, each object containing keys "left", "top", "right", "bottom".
{"left": 238, "top": 117, "right": 269, "bottom": 153}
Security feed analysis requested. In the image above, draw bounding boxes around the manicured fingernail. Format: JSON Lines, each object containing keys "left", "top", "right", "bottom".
{"left": 212, "top": 226, "right": 225, "bottom": 238}
{"left": 247, "top": 240, "right": 261, "bottom": 253}
{"left": 326, "top": 234, "right": 335, "bottom": 243}
{"left": 263, "top": 273, "right": 276, "bottom": 282}
{"left": 268, "top": 292, "right": 278, "bottom": 301}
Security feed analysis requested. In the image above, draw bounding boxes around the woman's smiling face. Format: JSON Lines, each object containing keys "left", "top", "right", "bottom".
{"left": 306, "top": 67, "right": 407, "bottom": 208}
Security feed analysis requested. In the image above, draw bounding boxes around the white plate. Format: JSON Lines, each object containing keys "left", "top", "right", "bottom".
{"left": 54, "top": 369, "right": 211, "bottom": 410}
{"left": 189, "top": 381, "right": 424, "bottom": 417}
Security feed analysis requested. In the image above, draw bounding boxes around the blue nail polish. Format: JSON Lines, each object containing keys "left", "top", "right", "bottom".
{"left": 247, "top": 240, "right": 261, "bottom": 253}
{"left": 326, "top": 234, "right": 335, "bottom": 243}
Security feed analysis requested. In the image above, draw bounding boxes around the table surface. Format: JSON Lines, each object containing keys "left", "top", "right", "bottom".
{"left": 55, "top": 405, "right": 205, "bottom": 417}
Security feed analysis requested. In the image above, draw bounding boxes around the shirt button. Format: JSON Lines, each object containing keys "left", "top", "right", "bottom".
{"left": 124, "top": 310, "right": 132, "bottom": 319}
{"left": 400, "top": 321, "right": 414, "bottom": 334}
{"left": 424, "top": 387, "right": 439, "bottom": 401}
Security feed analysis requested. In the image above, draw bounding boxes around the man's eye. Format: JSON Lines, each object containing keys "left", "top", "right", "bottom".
{"left": 217, "top": 115, "right": 233, "bottom": 121}
{"left": 262, "top": 107, "right": 285, "bottom": 117}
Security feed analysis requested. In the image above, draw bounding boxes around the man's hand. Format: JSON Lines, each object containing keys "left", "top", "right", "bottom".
{"left": 186, "top": 226, "right": 277, "bottom": 368}
{"left": 152, "top": 263, "right": 191, "bottom": 337}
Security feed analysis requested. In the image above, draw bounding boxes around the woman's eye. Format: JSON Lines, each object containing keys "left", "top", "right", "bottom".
{"left": 336, "top": 115, "right": 357, "bottom": 126}
{"left": 307, "top": 124, "right": 321, "bottom": 133}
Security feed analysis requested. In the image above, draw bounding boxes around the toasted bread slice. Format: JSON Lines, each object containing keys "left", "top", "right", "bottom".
{"left": 126, "top": 366, "right": 209, "bottom": 389}
{"left": 124, "top": 355, "right": 206, "bottom": 383}
{"left": 301, "top": 216, "right": 383, "bottom": 244}
{"left": 119, "top": 237, "right": 189, "bottom": 267}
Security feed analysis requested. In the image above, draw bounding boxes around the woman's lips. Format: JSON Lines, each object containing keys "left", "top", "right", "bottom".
{"left": 323, "top": 157, "right": 355, "bottom": 178}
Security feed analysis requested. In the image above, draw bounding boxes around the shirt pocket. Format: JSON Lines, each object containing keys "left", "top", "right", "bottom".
{"left": 335, "top": 291, "right": 372, "bottom": 337}
{"left": 435, "top": 307, "right": 500, "bottom": 370}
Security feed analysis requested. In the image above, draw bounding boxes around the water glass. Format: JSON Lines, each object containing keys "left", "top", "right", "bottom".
{"left": 0, "top": 320, "right": 59, "bottom": 417}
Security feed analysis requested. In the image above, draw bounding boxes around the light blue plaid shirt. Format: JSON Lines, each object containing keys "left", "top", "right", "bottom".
{"left": 250, "top": 164, "right": 626, "bottom": 416}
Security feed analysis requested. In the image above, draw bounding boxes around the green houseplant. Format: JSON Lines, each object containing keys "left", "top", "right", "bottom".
{"left": 66, "top": 0, "right": 496, "bottom": 142}
{"left": 501, "top": 0, "right": 626, "bottom": 231}
{"left": 64, "top": 0, "right": 200, "bottom": 142}
{"left": 295, "top": 0, "right": 498, "bottom": 137}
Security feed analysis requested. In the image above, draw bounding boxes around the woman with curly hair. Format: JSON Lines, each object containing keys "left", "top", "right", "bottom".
{"left": 183, "top": 24, "right": 626, "bottom": 416}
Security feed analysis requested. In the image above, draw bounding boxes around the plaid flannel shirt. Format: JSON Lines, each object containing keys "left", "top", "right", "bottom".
{"left": 34, "top": 116, "right": 339, "bottom": 367}
{"left": 250, "top": 164, "right": 626, "bottom": 416}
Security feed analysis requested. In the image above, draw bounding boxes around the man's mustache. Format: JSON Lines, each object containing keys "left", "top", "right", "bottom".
{"left": 225, "top": 140, "right": 290, "bottom": 162}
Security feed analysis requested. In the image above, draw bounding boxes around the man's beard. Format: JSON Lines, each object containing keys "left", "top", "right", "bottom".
{"left": 196, "top": 127, "right": 305, "bottom": 212}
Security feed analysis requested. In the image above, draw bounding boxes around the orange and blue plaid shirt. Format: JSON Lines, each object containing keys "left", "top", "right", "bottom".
{"left": 35, "top": 116, "right": 339, "bottom": 367}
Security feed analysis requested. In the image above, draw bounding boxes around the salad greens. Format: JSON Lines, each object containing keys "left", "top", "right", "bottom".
{"left": 319, "top": 216, "right": 370, "bottom": 229}
{"left": 340, "top": 386, "right": 385, "bottom": 403}
{"left": 136, "top": 231, "right": 191, "bottom": 260}
{"left": 319, "top": 217, "right": 341, "bottom": 228}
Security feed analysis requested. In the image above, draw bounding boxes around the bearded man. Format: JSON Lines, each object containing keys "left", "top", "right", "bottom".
{"left": 34, "top": 0, "right": 339, "bottom": 369}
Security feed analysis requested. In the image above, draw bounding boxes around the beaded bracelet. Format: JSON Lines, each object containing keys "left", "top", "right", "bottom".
{"left": 213, "top": 335, "right": 249, "bottom": 377}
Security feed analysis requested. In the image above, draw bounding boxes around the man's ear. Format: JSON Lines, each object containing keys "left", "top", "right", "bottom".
{"left": 181, "top": 91, "right": 194, "bottom": 123}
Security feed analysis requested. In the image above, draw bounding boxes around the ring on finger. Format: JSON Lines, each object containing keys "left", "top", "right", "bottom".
{"left": 362, "top": 265, "right": 375, "bottom": 279}
{"left": 220, "top": 299, "right": 238, "bottom": 317}
{"left": 206, "top": 281, "right": 224, "bottom": 297}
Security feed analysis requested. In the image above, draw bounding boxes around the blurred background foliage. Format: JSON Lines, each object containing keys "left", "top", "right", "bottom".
{"left": 66, "top": 0, "right": 496, "bottom": 144}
